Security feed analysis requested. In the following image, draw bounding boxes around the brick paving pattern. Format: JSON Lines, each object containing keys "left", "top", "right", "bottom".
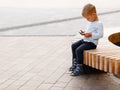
{"left": 0, "top": 36, "right": 119, "bottom": 90}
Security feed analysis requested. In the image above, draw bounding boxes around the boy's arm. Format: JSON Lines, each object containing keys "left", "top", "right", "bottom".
{"left": 92, "top": 23, "right": 103, "bottom": 39}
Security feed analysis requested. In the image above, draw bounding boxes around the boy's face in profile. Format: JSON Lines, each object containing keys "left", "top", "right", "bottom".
{"left": 83, "top": 13, "right": 97, "bottom": 22}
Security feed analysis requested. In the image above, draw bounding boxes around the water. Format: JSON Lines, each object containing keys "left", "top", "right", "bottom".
{"left": 0, "top": 7, "right": 120, "bottom": 36}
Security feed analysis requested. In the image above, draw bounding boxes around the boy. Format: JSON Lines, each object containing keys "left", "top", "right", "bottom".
{"left": 70, "top": 3, "right": 103, "bottom": 76}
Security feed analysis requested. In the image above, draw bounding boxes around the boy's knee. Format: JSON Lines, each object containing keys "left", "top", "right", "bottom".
{"left": 76, "top": 47, "right": 83, "bottom": 54}
{"left": 71, "top": 43, "right": 76, "bottom": 49}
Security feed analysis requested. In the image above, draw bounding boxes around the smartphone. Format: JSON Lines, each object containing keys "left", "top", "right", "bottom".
{"left": 79, "top": 30, "right": 85, "bottom": 35}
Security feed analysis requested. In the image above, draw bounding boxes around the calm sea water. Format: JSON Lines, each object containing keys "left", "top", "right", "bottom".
{"left": 0, "top": 7, "right": 119, "bottom": 35}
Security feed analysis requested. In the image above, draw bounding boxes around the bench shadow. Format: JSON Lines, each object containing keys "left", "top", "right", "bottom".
{"left": 84, "top": 67, "right": 106, "bottom": 75}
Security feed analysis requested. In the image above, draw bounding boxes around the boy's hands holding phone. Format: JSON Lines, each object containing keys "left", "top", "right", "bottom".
{"left": 79, "top": 30, "right": 92, "bottom": 37}
{"left": 79, "top": 30, "right": 85, "bottom": 35}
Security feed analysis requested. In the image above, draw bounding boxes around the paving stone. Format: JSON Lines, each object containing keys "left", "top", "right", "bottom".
{"left": 0, "top": 36, "right": 119, "bottom": 90}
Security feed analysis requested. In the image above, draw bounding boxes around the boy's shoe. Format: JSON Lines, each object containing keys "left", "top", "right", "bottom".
{"left": 69, "top": 58, "right": 77, "bottom": 71}
{"left": 71, "top": 64, "right": 84, "bottom": 76}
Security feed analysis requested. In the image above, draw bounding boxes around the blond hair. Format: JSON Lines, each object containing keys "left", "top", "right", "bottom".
{"left": 82, "top": 3, "right": 97, "bottom": 17}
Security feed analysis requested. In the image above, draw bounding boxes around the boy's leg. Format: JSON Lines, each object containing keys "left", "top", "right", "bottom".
{"left": 70, "top": 39, "right": 84, "bottom": 71}
{"left": 71, "top": 39, "right": 84, "bottom": 59}
{"left": 71, "top": 42, "right": 96, "bottom": 76}
{"left": 75, "top": 42, "right": 96, "bottom": 64}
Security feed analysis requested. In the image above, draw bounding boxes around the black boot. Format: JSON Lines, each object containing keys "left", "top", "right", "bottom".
{"left": 71, "top": 64, "right": 84, "bottom": 76}
{"left": 69, "top": 58, "right": 77, "bottom": 71}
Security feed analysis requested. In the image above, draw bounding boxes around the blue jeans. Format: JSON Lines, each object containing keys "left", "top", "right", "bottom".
{"left": 71, "top": 39, "right": 97, "bottom": 64}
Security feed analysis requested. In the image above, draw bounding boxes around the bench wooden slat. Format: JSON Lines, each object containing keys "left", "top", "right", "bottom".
{"left": 84, "top": 50, "right": 120, "bottom": 74}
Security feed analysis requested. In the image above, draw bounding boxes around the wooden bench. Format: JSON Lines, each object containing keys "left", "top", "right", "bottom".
{"left": 84, "top": 32, "right": 120, "bottom": 74}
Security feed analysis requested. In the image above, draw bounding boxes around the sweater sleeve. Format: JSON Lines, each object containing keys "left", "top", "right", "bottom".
{"left": 92, "top": 23, "right": 103, "bottom": 39}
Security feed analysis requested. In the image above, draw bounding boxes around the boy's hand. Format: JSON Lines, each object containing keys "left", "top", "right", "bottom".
{"left": 84, "top": 33, "right": 92, "bottom": 37}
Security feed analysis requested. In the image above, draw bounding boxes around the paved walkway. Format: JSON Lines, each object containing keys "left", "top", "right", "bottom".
{"left": 0, "top": 1, "right": 119, "bottom": 90}
{"left": 0, "top": 36, "right": 120, "bottom": 90}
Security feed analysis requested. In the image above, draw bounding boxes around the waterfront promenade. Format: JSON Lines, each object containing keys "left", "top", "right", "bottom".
{"left": 0, "top": 36, "right": 120, "bottom": 90}
{"left": 0, "top": 1, "right": 120, "bottom": 90}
